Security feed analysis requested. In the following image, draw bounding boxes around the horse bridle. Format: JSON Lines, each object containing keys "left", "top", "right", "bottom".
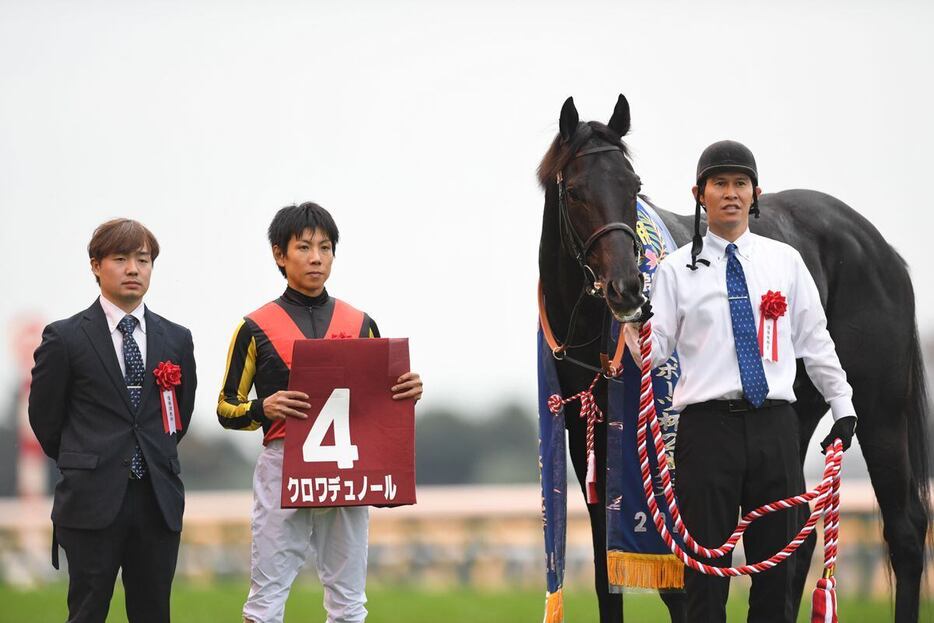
{"left": 541, "top": 139, "right": 644, "bottom": 378}
{"left": 556, "top": 144, "right": 643, "bottom": 297}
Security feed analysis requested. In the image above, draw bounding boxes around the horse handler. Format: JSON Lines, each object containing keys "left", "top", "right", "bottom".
{"left": 624, "top": 140, "right": 857, "bottom": 622}
{"left": 216, "top": 203, "right": 423, "bottom": 623}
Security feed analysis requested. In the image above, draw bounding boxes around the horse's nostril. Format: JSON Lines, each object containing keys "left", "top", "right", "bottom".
{"left": 607, "top": 277, "right": 643, "bottom": 305}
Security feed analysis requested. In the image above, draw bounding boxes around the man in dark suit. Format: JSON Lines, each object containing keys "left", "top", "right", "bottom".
{"left": 29, "top": 218, "right": 197, "bottom": 623}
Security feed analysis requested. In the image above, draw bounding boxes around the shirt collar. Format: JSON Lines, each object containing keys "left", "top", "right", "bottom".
{"left": 282, "top": 286, "right": 329, "bottom": 308}
{"left": 99, "top": 295, "right": 147, "bottom": 335}
{"left": 704, "top": 229, "right": 756, "bottom": 262}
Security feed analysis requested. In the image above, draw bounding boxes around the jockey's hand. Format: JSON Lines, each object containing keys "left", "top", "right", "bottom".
{"left": 263, "top": 390, "right": 310, "bottom": 420}
{"left": 820, "top": 416, "right": 857, "bottom": 453}
{"left": 392, "top": 371, "right": 423, "bottom": 402}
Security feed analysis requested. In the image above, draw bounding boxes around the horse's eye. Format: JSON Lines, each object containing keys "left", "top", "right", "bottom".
{"left": 566, "top": 187, "right": 582, "bottom": 202}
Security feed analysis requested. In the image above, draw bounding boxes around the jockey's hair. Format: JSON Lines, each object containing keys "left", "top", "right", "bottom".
{"left": 268, "top": 202, "right": 340, "bottom": 277}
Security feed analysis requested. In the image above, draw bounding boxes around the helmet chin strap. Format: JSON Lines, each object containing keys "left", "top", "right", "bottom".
{"left": 687, "top": 199, "right": 711, "bottom": 271}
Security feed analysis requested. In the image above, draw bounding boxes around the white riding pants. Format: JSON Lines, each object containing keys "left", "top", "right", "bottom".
{"left": 242, "top": 440, "right": 369, "bottom": 623}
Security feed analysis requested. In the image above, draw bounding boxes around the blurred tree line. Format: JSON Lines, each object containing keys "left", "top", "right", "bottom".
{"left": 413, "top": 401, "right": 539, "bottom": 485}
{"left": 173, "top": 400, "right": 541, "bottom": 488}
{"left": 6, "top": 335, "right": 934, "bottom": 494}
{"left": 0, "top": 400, "right": 540, "bottom": 494}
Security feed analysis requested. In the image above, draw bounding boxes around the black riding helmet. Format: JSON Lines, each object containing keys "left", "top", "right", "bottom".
{"left": 696, "top": 140, "right": 759, "bottom": 187}
{"left": 688, "top": 140, "right": 760, "bottom": 270}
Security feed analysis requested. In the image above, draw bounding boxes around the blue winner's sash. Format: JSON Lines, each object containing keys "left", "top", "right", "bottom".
{"left": 539, "top": 199, "right": 683, "bottom": 621}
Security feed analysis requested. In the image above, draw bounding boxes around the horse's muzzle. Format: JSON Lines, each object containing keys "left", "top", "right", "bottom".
{"left": 605, "top": 277, "right": 646, "bottom": 322}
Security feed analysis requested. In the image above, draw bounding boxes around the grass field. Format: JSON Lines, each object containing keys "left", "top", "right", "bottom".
{"left": 0, "top": 581, "right": 914, "bottom": 622}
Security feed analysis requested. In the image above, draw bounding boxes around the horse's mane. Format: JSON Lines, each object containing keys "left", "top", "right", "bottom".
{"left": 536, "top": 121, "right": 630, "bottom": 189}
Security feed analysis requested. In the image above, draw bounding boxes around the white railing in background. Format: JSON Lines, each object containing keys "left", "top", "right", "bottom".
{"left": 0, "top": 483, "right": 919, "bottom": 596}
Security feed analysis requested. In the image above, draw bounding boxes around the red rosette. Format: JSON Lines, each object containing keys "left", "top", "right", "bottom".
{"left": 154, "top": 361, "right": 183, "bottom": 434}
{"left": 154, "top": 361, "right": 182, "bottom": 390}
{"left": 758, "top": 291, "right": 786, "bottom": 361}
{"left": 760, "top": 290, "right": 787, "bottom": 320}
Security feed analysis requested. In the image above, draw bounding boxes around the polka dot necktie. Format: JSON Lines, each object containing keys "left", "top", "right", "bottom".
{"left": 118, "top": 315, "right": 147, "bottom": 479}
{"left": 726, "top": 244, "right": 769, "bottom": 407}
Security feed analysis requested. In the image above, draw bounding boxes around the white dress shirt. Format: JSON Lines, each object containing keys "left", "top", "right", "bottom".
{"left": 649, "top": 229, "right": 856, "bottom": 422}
{"left": 99, "top": 295, "right": 147, "bottom": 378}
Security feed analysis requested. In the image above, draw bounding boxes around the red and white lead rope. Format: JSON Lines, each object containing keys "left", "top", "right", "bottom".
{"left": 545, "top": 322, "right": 842, "bottom": 619}
{"left": 548, "top": 373, "right": 604, "bottom": 504}
{"left": 636, "top": 321, "right": 842, "bottom": 621}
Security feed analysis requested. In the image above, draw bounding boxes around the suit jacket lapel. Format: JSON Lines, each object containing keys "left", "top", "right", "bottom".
{"left": 81, "top": 300, "right": 135, "bottom": 417}
{"left": 140, "top": 308, "right": 165, "bottom": 409}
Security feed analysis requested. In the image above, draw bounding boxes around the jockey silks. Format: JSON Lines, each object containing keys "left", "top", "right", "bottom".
{"left": 217, "top": 287, "right": 376, "bottom": 444}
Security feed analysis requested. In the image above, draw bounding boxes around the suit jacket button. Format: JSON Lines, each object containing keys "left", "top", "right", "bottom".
{"left": 134, "top": 424, "right": 140, "bottom": 430}
{"left": 123, "top": 459, "right": 130, "bottom": 466}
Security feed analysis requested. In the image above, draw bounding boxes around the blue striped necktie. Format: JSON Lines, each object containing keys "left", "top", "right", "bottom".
{"left": 725, "top": 243, "right": 769, "bottom": 407}
{"left": 118, "top": 315, "right": 148, "bottom": 478}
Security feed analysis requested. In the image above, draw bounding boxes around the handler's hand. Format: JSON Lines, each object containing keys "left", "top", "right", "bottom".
{"left": 820, "top": 415, "right": 857, "bottom": 453}
{"left": 392, "top": 371, "right": 423, "bottom": 402}
{"left": 263, "top": 390, "right": 311, "bottom": 420}
{"left": 622, "top": 323, "right": 643, "bottom": 368}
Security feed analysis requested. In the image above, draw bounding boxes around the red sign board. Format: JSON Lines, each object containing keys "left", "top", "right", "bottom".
{"left": 281, "top": 338, "right": 416, "bottom": 508}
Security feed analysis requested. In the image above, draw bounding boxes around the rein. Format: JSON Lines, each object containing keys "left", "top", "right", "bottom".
{"left": 538, "top": 282, "right": 626, "bottom": 380}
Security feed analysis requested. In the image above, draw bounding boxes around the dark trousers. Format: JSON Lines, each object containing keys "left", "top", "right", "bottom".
{"left": 56, "top": 477, "right": 181, "bottom": 623}
{"left": 674, "top": 402, "right": 805, "bottom": 623}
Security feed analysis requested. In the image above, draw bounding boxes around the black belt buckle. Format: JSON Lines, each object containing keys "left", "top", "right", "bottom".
{"left": 726, "top": 399, "right": 752, "bottom": 413}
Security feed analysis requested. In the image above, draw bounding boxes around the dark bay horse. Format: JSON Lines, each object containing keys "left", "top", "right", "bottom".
{"left": 537, "top": 94, "right": 930, "bottom": 622}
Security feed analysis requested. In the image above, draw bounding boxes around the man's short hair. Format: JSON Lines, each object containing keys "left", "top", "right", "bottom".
{"left": 268, "top": 202, "right": 340, "bottom": 277}
{"left": 88, "top": 219, "right": 160, "bottom": 284}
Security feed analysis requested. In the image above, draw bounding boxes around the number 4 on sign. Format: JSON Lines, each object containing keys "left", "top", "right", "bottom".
{"left": 302, "top": 388, "right": 359, "bottom": 469}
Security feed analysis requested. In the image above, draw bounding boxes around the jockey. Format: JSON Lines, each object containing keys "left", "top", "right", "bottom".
{"left": 217, "top": 202, "right": 423, "bottom": 623}
{"left": 625, "top": 140, "right": 857, "bottom": 622}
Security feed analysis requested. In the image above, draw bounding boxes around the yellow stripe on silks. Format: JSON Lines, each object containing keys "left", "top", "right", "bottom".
{"left": 543, "top": 589, "right": 564, "bottom": 623}
{"left": 607, "top": 552, "right": 685, "bottom": 590}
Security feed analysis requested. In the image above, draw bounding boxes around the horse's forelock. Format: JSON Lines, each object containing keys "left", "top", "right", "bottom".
{"left": 537, "top": 122, "right": 629, "bottom": 189}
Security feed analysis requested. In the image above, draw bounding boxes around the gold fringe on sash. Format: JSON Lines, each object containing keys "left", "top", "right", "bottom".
{"left": 607, "top": 551, "right": 684, "bottom": 590}
{"left": 543, "top": 589, "right": 564, "bottom": 623}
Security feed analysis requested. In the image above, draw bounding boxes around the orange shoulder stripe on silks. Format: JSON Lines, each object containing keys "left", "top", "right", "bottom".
{"left": 246, "top": 302, "right": 305, "bottom": 369}
{"left": 247, "top": 298, "right": 368, "bottom": 371}
{"left": 326, "top": 298, "right": 366, "bottom": 339}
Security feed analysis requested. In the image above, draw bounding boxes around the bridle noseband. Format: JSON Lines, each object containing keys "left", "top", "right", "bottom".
{"left": 556, "top": 144, "right": 643, "bottom": 297}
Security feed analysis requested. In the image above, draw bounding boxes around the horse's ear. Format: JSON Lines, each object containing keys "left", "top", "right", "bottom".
{"left": 608, "top": 94, "right": 631, "bottom": 137}
{"left": 560, "top": 97, "right": 579, "bottom": 142}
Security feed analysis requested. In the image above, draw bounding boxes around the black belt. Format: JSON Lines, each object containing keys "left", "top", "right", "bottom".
{"left": 692, "top": 398, "right": 789, "bottom": 413}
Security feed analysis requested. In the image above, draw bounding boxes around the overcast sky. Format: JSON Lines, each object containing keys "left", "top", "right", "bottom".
{"left": 2, "top": 1, "right": 932, "bottom": 458}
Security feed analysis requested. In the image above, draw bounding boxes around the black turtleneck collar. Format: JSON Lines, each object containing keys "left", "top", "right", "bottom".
{"left": 282, "top": 286, "right": 329, "bottom": 308}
